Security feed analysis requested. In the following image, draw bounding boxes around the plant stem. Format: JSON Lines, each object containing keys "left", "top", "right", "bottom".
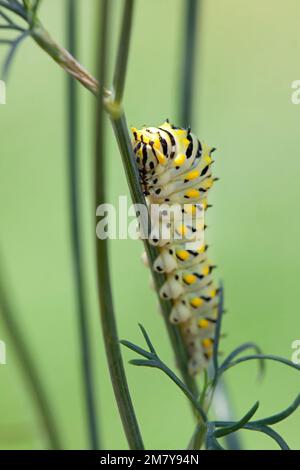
{"left": 95, "top": 0, "right": 144, "bottom": 450}
{"left": 0, "top": 1, "right": 27, "bottom": 20}
{"left": 112, "top": 0, "right": 134, "bottom": 104}
{"left": 66, "top": 0, "right": 100, "bottom": 450}
{"left": 179, "top": 0, "right": 199, "bottom": 128}
{"left": 0, "top": 254, "right": 61, "bottom": 449}
{"left": 212, "top": 379, "right": 241, "bottom": 449}
{"left": 32, "top": 22, "right": 99, "bottom": 95}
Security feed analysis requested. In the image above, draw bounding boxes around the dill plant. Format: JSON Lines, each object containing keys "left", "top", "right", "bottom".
{"left": 0, "top": 0, "right": 299, "bottom": 450}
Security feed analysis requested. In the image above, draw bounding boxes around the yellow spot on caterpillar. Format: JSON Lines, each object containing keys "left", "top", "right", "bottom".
{"left": 175, "top": 129, "right": 186, "bottom": 136}
{"left": 157, "top": 152, "right": 167, "bottom": 165}
{"left": 143, "top": 136, "right": 150, "bottom": 144}
{"left": 186, "top": 189, "right": 200, "bottom": 199}
{"left": 183, "top": 205, "right": 195, "bottom": 215}
{"left": 203, "top": 178, "right": 213, "bottom": 189}
{"left": 177, "top": 224, "right": 188, "bottom": 237}
{"left": 185, "top": 204, "right": 202, "bottom": 216}
{"left": 176, "top": 250, "right": 189, "bottom": 261}
{"left": 202, "top": 266, "right": 210, "bottom": 277}
{"left": 185, "top": 170, "right": 200, "bottom": 181}
{"left": 198, "top": 244, "right": 206, "bottom": 253}
{"left": 204, "top": 155, "right": 212, "bottom": 165}
{"left": 198, "top": 319, "right": 209, "bottom": 329}
{"left": 183, "top": 274, "right": 197, "bottom": 284}
{"left": 153, "top": 140, "right": 161, "bottom": 150}
{"left": 181, "top": 137, "right": 190, "bottom": 147}
{"left": 210, "top": 290, "right": 217, "bottom": 298}
{"left": 202, "top": 338, "right": 212, "bottom": 349}
{"left": 190, "top": 297, "right": 204, "bottom": 308}
{"left": 173, "top": 154, "right": 186, "bottom": 167}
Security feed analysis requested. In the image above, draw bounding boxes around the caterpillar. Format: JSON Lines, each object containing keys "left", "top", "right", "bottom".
{"left": 132, "top": 120, "right": 219, "bottom": 376}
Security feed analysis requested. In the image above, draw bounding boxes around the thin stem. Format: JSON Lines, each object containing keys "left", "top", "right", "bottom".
{"left": 0, "top": 1, "right": 27, "bottom": 20}
{"left": 179, "top": 0, "right": 199, "bottom": 128}
{"left": 0, "top": 254, "right": 61, "bottom": 449}
{"left": 32, "top": 22, "right": 99, "bottom": 95}
{"left": 158, "top": 362, "right": 206, "bottom": 423}
{"left": 66, "top": 0, "right": 100, "bottom": 450}
{"left": 0, "top": 24, "right": 25, "bottom": 30}
{"left": 212, "top": 379, "right": 242, "bottom": 450}
{"left": 112, "top": 0, "right": 134, "bottom": 104}
{"left": 95, "top": 0, "right": 144, "bottom": 450}
{"left": 0, "top": 10, "right": 15, "bottom": 25}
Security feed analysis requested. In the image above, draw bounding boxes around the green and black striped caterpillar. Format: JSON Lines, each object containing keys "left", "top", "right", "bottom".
{"left": 132, "top": 121, "right": 219, "bottom": 376}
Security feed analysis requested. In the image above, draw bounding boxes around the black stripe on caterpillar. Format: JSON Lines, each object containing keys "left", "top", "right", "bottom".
{"left": 132, "top": 120, "right": 219, "bottom": 376}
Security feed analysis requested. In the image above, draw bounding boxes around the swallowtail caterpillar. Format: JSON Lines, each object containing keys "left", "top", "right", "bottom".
{"left": 132, "top": 121, "right": 219, "bottom": 375}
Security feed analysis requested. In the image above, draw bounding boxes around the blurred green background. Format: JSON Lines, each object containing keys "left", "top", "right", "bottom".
{"left": 0, "top": 0, "right": 299, "bottom": 450}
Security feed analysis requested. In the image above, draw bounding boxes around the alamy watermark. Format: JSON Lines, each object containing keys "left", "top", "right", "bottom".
{"left": 291, "top": 340, "right": 300, "bottom": 365}
{"left": 96, "top": 196, "right": 205, "bottom": 248}
{"left": 0, "top": 80, "right": 6, "bottom": 105}
{"left": 0, "top": 340, "right": 6, "bottom": 365}
{"left": 291, "top": 80, "right": 300, "bottom": 104}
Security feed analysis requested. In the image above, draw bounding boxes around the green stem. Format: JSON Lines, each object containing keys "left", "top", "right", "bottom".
{"left": 66, "top": 0, "right": 100, "bottom": 450}
{"left": 0, "top": 1, "right": 27, "bottom": 20}
{"left": 31, "top": 22, "right": 99, "bottom": 95}
{"left": 0, "top": 254, "right": 61, "bottom": 449}
{"left": 179, "top": 0, "right": 199, "bottom": 128}
{"left": 112, "top": 0, "right": 134, "bottom": 104}
{"left": 158, "top": 362, "right": 206, "bottom": 423}
{"left": 95, "top": 0, "right": 144, "bottom": 450}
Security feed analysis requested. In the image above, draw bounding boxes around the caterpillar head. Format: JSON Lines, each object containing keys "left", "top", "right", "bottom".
{"left": 131, "top": 122, "right": 173, "bottom": 172}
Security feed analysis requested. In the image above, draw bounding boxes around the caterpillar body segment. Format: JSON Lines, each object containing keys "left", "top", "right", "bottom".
{"left": 159, "top": 260, "right": 216, "bottom": 300}
{"left": 132, "top": 121, "right": 219, "bottom": 376}
{"left": 153, "top": 241, "right": 209, "bottom": 273}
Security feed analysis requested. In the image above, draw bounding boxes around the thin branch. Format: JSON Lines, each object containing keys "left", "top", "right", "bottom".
{"left": 0, "top": 1, "right": 27, "bottom": 20}
{"left": 121, "top": 325, "right": 207, "bottom": 423}
{"left": 112, "top": 0, "right": 134, "bottom": 104}
{"left": 66, "top": 0, "right": 100, "bottom": 450}
{"left": 0, "top": 23, "right": 25, "bottom": 30}
{"left": 214, "top": 401, "right": 259, "bottom": 438}
{"left": 0, "top": 9, "right": 15, "bottom": 24}
{"left": 179, "top": 0, "right": 199, "bottom": 128}
{"left": 2, "top": 29, "right": 29, "bottom": 79}
{"left": 219, "top": 354, "right": 300, "bottom": 375}
{"left": 31, "top": 22, "right": 99, "bottom": 95}
{"left": 95, "top": 0, "right": 144, "bottom": 450}
{"left": 212, "top": 281, "right": 224, "bottom": 376}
